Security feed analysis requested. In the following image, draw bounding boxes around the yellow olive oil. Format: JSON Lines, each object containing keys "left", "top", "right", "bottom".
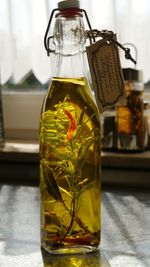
{"left": 39, "top": 77, "right": 101, "bottom": 253}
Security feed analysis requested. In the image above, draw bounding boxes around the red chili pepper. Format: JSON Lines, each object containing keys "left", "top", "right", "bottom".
{"left": 64, "top": 110, "right": 77, "bottom": 140}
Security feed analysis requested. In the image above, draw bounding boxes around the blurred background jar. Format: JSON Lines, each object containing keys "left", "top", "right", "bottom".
{"left": 144, "top": 100, "right": 150, "bottom": 150}
{"left": 116, "top": 68, "right": 145, "bottom": 152}
{"left": 101, "top": 107, "right": 117, "bottom": 151}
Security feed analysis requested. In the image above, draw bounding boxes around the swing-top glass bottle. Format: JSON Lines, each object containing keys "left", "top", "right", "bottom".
{"left": 39, "top": 0, "right": 101, "bottom": 254}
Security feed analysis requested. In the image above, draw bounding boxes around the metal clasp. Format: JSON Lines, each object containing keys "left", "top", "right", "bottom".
{"left": 44, "top": 8, "right": 92, "bottom": 56}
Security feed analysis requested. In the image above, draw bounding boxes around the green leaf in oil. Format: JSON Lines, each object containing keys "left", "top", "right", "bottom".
{"left": 42, "top": 163, "right": 62, "bottom": 202}
{"left": 78, "top": 107, "right": 87, "bottom": 126}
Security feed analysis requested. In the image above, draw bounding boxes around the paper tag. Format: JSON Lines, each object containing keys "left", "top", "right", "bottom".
{"left": 86, "top": 39, "right": 126, "bottom": 113}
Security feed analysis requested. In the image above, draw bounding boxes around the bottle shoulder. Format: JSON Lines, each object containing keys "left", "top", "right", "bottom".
{"left": 44, "top": 77, "right": 98, "bottom": 111}
{"left": 41, "top": 76, "right": 100, "bottom": 128}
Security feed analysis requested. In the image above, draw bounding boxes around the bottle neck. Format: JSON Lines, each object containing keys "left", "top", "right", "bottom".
{"left": 52, "top": 10, "right": 86, "bottom": 78}
{"left": 53, "top": 49, "right": 86, "bottom": 78}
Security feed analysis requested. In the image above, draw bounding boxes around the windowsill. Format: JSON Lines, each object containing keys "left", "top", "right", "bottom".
{"left": 102, "top": 149, "right": 150, "bottom": 170}
{"left": 2, "top": 89, "right": 150, "bottom": 141}
{"left": 0, "top": 139, "right": 150, "bottom": 187}
{"left": 101, "top": 150, "right": 150, "bottom": 187}
{"left": 0, "top": 139, "right": 39, "bottom": 162}
{"left": 2, "top": 90, "right": 45, "bottom": 140}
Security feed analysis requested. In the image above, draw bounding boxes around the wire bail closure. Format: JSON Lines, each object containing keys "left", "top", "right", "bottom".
{"left": 44, "top": 8, "right": 92, "bottom": 56}
{"left": 44, "top": 9, "right": 136, "bottom": 65}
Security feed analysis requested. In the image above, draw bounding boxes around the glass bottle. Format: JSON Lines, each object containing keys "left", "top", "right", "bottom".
{"left": 39, "top": 0, "right": 101, "bottom": 254}
{"left": 116, "top": 68, "right": 144, "bottom": 151}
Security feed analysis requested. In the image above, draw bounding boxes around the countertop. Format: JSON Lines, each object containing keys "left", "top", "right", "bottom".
{"left": 0, "top": 184, "right": 149, "bottom": 267}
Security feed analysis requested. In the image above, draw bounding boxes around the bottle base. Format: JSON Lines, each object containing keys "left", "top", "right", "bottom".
{"left": 41, "top": 243, "right": 99, "bottom": 255}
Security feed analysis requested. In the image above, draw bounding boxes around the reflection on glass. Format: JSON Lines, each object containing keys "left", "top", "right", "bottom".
{"left": 41, "top": 247, "right": 110, "bottom": 267}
